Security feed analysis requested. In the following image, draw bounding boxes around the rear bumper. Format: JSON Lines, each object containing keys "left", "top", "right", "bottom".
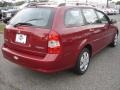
{"left": 2, "top": 46, "right": 66, "bottom": 73}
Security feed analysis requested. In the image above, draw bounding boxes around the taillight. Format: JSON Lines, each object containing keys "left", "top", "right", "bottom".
{"left": 48, "top": 31, "right": 61, "bottom": 54}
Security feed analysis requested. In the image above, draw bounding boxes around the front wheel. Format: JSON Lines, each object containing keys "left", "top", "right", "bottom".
{"left": 74, "top": 48, "right": 90, "bottom": 75}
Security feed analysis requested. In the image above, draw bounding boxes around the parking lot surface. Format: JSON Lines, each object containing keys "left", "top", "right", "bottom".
{"left": 0, "top": 15, "right": 120, "bottom": 90}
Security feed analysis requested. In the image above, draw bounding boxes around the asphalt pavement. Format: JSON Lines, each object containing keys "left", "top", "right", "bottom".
{"left": 0, "top": 15, "right": 120, "bottom": 90}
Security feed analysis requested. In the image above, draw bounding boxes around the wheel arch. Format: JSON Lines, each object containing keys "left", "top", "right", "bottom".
{"left": 83, "top": 44, "right": 93, "bottom": 57}
{"left": 78, "top": 39, "right": 93, "bottom": 58}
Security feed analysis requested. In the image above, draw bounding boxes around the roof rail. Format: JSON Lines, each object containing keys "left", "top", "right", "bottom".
{"left": 27, "top": 1, "right": 58, "bottom": 7}
{"left": 58, "top": 2, "right": 93, "bottom": 7}
{"left": 27, "top": 1, "right": 94, "bottom": 7}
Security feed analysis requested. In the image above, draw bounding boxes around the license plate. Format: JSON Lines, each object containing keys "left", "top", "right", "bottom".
{"left": 15, "top": 34, "right": 27, "bottom": 44}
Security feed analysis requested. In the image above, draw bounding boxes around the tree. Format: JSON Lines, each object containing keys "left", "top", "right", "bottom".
{"left": 0, "top": 1, "right": 12, "bottom": 7}
{"left": 116, "top": 1, "right": 120, "bottom": 5}
{"left": 15, "top": 1, "right": 25, "bottom": 6}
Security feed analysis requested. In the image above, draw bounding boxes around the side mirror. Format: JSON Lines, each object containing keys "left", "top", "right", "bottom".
{"left": 110, "top": 19, "right": 117, "bottom": 24}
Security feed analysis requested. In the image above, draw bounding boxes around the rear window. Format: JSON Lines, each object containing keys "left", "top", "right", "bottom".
{"left": 65, "top": 9, "right": 84, "bottom": 27}
{"left": 9, "top": 8, "right": 54, "bottom": 28}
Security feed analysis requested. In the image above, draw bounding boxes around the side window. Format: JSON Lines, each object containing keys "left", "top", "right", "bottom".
{"left": 83, "top": 9, "right": 99, "bottom": 24}
{"left": 96, "top": 11, "right": 108, "bottom": 24}
{"left": 65, "top": 9, "right": 84, "bottom": 27}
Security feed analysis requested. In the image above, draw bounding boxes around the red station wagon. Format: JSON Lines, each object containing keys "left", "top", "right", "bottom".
{"left": 2, "top": 2, "right": 119, "bottom": 75}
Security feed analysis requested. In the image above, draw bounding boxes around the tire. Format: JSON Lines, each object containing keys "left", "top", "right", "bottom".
{"left": 110, "top": 33, "right": 118, "bottom": 47}
{"left": 74, "top": 48, "right": 90, "bottom": 75}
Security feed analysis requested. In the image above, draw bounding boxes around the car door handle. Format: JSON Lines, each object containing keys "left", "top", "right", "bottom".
{"left": 93, "top": 29, "right": 102, "bottom": 33}
{"left": 89, "top": 29, "right": 94, "bottom": 32}
{"left": 89, "top": 29, "right": 101, "bottom": 33}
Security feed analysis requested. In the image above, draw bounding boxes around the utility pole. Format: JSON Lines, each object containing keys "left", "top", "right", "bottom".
{"left": 1, "top": 0, "right": 4, "bottom": 3}
{"left": 107, "top": 0, "right": 112, "bottom": 8}
{"left": 86, "top": 0, "right": 88, "bottom": 4}
{"left": 65, "top": 0, "right": 66, "bottom": 3}
{"left": 107, "top": 0, "right": 109, "bottom": 8}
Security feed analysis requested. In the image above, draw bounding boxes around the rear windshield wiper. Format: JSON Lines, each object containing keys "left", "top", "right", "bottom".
{"left": 14, "top": 22, "right": 34, "bottom": 27}
{"left": 13, "top": 18, "right": 44, "bottom": 27}
{"left": 25, "top": 18, "right": 44, "bottom": 23}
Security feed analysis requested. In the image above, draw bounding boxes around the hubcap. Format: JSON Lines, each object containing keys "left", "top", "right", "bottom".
{"left": 114, "top": 34, "right": 118, "bottom": 46}
{"left": 80, "top": 52, "right": 90, "bottom": 72}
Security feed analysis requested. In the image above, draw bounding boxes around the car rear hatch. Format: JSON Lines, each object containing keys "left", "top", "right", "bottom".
{"left": 4, "top": 7, "right": 54, "bottom": 58}
{"left": 5, "top": 26, "right": 50, "bottom": 58}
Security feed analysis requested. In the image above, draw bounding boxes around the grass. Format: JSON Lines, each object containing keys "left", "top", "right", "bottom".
{"left": 0, "top": 23, "right": 5, "bottom": 33}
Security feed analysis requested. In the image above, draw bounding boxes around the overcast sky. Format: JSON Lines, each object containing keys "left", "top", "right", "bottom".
{"left": 0, "top": 0, "right": 120, "bottom": 3}
{"left": 55, "top": 0, "right": 120, "bottom": 4}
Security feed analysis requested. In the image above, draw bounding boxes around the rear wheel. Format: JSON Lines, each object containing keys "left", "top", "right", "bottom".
{"left": 110, "top": 33, "right": 118, "bottom": 47}
{"left": 74, "top": 48, "right": 90, "bottom": 75}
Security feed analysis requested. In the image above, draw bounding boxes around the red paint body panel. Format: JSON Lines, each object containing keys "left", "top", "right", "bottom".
{"left": 2, "top": 6, "right": 118, "bottom": 73}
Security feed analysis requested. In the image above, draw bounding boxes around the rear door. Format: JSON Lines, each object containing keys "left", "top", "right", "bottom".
{"left": 60, "top": 8, "right": 87, "bottom": 66}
